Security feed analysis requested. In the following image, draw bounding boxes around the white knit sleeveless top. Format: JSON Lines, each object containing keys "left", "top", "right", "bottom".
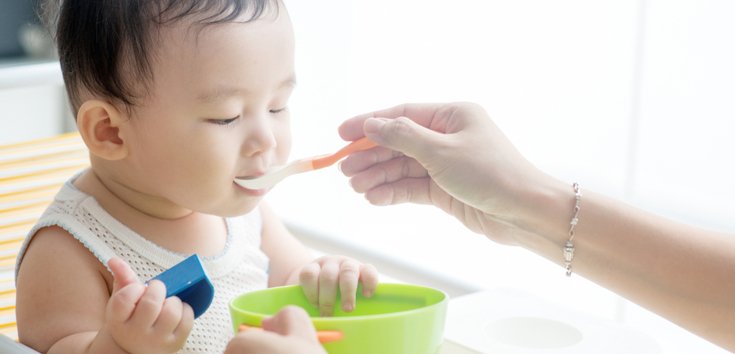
{"left": 16, "top": 176, "right": 270, "bottom": 354}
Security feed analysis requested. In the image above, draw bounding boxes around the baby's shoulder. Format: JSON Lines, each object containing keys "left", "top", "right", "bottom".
{"left": 15, "top": 226, "right": 112, "bottom": 351}
{"left": 18, "top": 226, "right": 109, "bottom": 286}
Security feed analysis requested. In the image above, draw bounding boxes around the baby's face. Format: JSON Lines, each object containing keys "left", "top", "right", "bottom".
{"left": 118, "top": 10, "right": 295, "bottom": 216}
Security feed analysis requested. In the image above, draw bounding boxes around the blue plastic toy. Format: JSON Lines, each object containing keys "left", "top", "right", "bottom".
{"left": 150, "top": 254, "right": 214, "bottom": 319}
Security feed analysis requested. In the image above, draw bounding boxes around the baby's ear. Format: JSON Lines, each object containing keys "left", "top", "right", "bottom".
{"left": 76, "top": 100, "right": 129, "bottom": 160}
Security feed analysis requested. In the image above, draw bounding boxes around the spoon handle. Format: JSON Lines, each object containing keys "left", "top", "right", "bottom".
{"left": 239, "top": 324, "right": 343, "bottom": 343}
{"left": 311, "top": 137, "right": 377, "bottom": 170}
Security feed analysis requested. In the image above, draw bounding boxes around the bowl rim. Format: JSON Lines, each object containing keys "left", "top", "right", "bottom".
{"left": 229, "top": 283, "right": 448, "bottom": 323}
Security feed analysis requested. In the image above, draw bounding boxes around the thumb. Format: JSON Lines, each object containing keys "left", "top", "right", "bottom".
{"left": 363, "top": 117, "right": 443, "bottom": 161}
{"left": 262, "top": 306, "right": 318, "bottom": 341}
{"left": 108, "top": 257, "right": 140, "bottom": 293}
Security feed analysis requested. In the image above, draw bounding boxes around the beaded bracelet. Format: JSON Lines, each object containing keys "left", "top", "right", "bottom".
{"left": 563, "top": 183, "right": 581, "bottom": 276}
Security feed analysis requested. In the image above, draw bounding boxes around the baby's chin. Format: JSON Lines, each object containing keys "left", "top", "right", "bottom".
{"left": 211, "top": 198, "right": 263, "bottom": 217}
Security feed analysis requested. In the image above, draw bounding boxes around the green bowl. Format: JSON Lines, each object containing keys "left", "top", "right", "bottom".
{"left": 229, "top": 283, "right": 448, "bottom": 354}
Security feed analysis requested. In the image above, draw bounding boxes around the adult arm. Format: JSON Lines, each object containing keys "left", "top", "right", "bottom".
{"left": 338, "top": 102, "right": 735, "bottom": 350}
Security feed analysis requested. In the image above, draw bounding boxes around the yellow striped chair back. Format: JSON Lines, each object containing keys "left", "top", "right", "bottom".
{"left": 0, "top": 133, "right": 89, "bottom": 341}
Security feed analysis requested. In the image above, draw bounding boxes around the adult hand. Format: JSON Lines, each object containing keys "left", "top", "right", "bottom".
{"left": 224, "top": 306, "right": 326, "bottom": 354}
{"left": 340, "top": 102, "right": 735, "bottom": 352}
{"left": 339, "top": 102, "right": 559, "bottom": 245}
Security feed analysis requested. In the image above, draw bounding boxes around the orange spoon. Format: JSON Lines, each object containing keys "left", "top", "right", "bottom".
{"left": 238, "top": 324, "right": 344, "bottom": 343}
{"left": 234, "top": 137, "right": 376, "bottom": 190}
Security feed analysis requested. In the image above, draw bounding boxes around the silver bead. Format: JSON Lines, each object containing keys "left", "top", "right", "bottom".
{"left": 563, "top": 240, "right": 575, "bottom": 262}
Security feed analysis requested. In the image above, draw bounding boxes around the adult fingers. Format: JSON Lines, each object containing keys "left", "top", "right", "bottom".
{"left": 338, "top": 103, "right": 451, "bottom": 141}
{"left": 339, "top": 146, "right": 404, "bottom": 177}
{"left": 363, "top": 117, "right": 447, "bottom": 163}
{"left": 347, "top": 156, "right": 428, "bottom": 193}
{"left": 362, "top": 178, "right": 434, "bottom": 206}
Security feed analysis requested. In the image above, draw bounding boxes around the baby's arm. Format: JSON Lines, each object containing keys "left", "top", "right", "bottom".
{"left": 259, "top": 202, "right": 314, "bottom": 286}
{"left": 260, "top": 203, "right": 379, "bottom": 316}
{"left": 16, "top": 226, "right": 193, "bottom": 354}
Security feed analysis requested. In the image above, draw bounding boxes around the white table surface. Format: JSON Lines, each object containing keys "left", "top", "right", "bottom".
{"left": 440, "top": 340, "right": 483, "bottom": 354}
{"left": 439, "top": 288, "right": 662, "bottom": 354}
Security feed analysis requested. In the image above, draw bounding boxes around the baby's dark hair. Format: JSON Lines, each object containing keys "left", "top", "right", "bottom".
{"left": 42, "top": 0, "right": 278, "bottom": 113}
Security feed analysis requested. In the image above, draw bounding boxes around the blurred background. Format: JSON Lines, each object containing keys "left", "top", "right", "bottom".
{"left": 1, "top": 0, "right": 733, "bottom": 353}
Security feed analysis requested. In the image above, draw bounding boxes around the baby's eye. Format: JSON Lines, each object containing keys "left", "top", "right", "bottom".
{"left": 208, "top": 116, "right": 240, "bottom": 126}
{"left": 270, "top": 107, "right": 288, "bottom": 114}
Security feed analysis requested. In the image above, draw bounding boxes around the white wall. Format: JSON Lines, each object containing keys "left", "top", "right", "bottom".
{"left": 0, "top": 61, "right": 71, "bottom": 144}
{"left": 621, "top": 0, "right": 735, "bottom": 351}
{"left": 0, "top": 84, "right": 69, "bottom": 143}
{"left": 633, "top": 0, "right": 735, "bottom": 231}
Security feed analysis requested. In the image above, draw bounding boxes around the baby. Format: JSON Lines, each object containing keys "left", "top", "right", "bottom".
{"left": 14, "top": 1, "right": 377, "bottom": 353}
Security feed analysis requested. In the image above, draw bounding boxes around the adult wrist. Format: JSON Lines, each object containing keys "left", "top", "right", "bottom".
{"left": 509, "top": 175, "right": 574, "bottom": 249}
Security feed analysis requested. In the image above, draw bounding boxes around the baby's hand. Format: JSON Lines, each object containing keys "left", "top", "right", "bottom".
{"left": 102, "top": 258, "right": 194, "bottom": 354}
{"left": 225, "top": 306, "right": 326, "bottom": 354}
{"left": 299, "top": 256, "right": 378, "bottom": 316}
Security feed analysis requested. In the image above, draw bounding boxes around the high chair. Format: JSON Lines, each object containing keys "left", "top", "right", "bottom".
{"left": 0, "top": 133, "right": 89, "bottom": 352}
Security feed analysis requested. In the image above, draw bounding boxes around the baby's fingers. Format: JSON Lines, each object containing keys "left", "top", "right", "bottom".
{"left": 174, "top": 303, "right": 195, "bottom": 338}
{"left": 154, "top": 296, "right": 185, "bottom": 333}
{"left": 338, "top": 260, "right": 361, "bottom": 312}
{"left": 130, "top": 280, "right": 166, "bottom": 328}
{"left": 300, "top": 262, "right": 321, "bottom": 309}
{"left": 107, "top": 282, "right": 146, "bottom": 323}
{"left": 318, "top": 261, "right": 339, "bottom": 316}
{"left": 148, "top": 296, "right": 193, "bottom": 352}
{"left": 262, "top": 306, "right": 317, "bottom": 339}
{"left": 109, "top": 257, "right": 140, "bottom": 293}
{"left": 360, "top": 263, "right": 379, "bottom": 297}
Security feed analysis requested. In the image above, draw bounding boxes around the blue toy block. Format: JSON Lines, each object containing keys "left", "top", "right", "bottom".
{"left": 150, "top": 254, "right": 214, "bottom": 319}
